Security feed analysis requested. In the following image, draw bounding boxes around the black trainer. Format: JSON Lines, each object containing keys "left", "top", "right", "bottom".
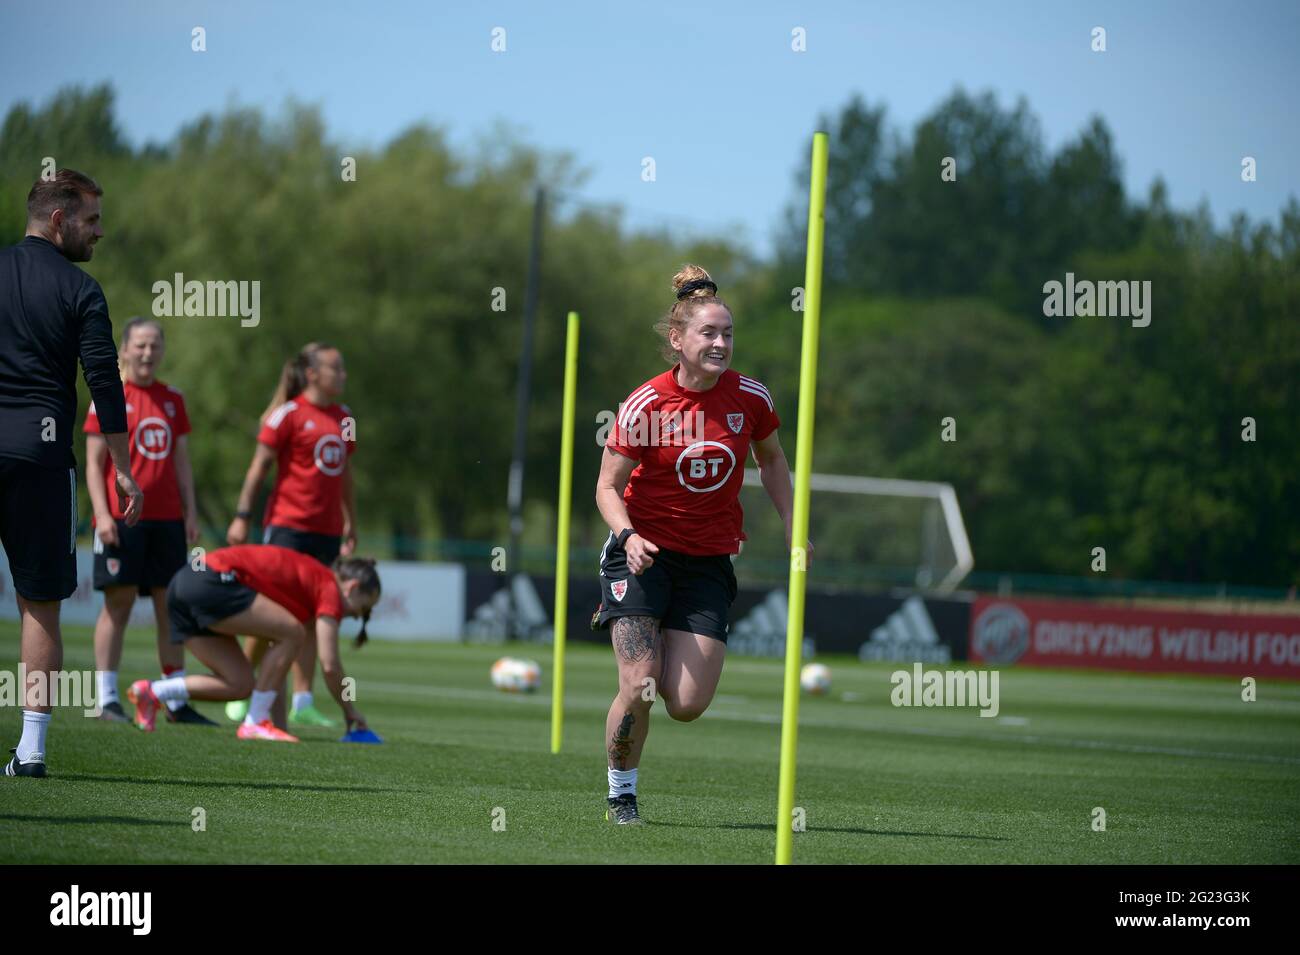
{"left": 98, "top": 700, "right": 131, "bottom": 723}
{"left": 605, "top": 794, "right": 644, "bottom": 825}
{"left": 167, "top": 703, "right": 219, "bottom": 726}
{"left": 5, "top": 749, "right": 46, "bottom": 778}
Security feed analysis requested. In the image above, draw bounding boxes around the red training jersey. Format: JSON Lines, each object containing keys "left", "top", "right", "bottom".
{"left": 606, "top": 366, "right": 780, "bottom": 556}
{"left": 205, "top": 544, "right": 343, "bottom": 623}
{"left": 84, "top": 378, "right": 191, "bottom": 522}
{"left": 258, "top": 398, "right": 356, "bottom": 536}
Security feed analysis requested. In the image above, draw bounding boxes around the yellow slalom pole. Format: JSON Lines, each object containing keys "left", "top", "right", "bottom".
{"left": 776, "top": 132, "right": 828, "bottom": 865}
{"left": 551, "top": 311, "right": 580, "bottom": 754}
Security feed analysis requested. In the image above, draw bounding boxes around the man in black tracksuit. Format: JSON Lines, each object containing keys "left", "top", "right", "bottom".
{"left": 0, "top": 168, "right": 143, "bottom": 777}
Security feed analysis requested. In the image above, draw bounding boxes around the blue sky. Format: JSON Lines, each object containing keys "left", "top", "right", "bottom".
{"left": 2, "top": 0, "right": 1296, "bottom": 258}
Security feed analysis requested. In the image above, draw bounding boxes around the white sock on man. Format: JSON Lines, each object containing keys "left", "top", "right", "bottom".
{"left": 245, "top": 689, "right": 277, "bottom": 725}
{"left": 16, "top": 710, "right": 51, "bottom": 763}
{"left": 152, "top": 676, "right": 190, "bottom": 707}
{"left": 97, "top": 670, "right": 119, "bottom": 706}
{"left": 292, "top": 691, "right": 313, "bottom": 712}
{"left": 608, "top": 767, "right": 637, "bottom": 799}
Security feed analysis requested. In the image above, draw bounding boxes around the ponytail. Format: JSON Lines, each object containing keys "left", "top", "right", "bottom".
{"left": 261, "top": 342, "right": 335, "bottom": 425}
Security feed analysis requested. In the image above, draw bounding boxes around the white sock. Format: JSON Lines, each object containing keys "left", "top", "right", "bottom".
{"left": 17, "top": 710, "right": 51, "bottom": 763}
{"left": 246, "top": 689, "right": 277, "bottom": 725}
{"left": 608, "top": 767, "right": 637, "bottom": 799}
{"left": 152, "top": 676, "right": 190, "bottom": 707}
{"left": 292, "top": 691, "right": 313, "bottom": 712}
{"left": 97, "top": 670, "right": 119, "bottom": 705}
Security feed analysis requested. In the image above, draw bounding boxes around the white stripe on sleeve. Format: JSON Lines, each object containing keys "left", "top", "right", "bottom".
{"left": 617, "top": 385, "right": 656, "bottom": 429}
{"left": 738, "top": 383, "right": 774, "bottom": 412}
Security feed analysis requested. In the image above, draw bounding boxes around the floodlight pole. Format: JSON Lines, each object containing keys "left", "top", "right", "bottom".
{"left": 506, "top": 186, "right": 545, "bottom": 638}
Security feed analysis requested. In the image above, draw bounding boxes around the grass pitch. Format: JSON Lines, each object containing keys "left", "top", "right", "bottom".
{"left": 1, "top": 620, "right": 1297, "bottom": 864}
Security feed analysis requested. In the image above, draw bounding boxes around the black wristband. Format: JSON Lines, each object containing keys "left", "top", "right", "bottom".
{"left": 235, "top": 510, "right": 252, "bottom": 521}
{"left": 616, "top": 528, "right": 636, "bottom": 548}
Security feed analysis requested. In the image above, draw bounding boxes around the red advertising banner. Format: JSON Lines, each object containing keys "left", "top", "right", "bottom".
{"left": 970, "top": 596, "right": 1300, "bottom": 679}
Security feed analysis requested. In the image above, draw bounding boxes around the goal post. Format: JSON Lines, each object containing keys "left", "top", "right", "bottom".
{"left": 741, "top": 469, "right": 974, "bottom": 593}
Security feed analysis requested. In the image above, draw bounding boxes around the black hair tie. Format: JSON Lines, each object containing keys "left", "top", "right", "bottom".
{"left": 676, "top": 278, "right": 717, "bottom": 300}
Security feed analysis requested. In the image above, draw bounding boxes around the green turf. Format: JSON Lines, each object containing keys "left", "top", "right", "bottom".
{"left": 1, "top": 620, "right": 1297, "bottom": 863}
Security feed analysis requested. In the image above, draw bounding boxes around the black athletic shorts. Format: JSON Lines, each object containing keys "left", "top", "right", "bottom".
{"left": 263, "top": 524, "right": 340, "bottom": 567}
{"left": 0, "top": 456, "right": 77, "bottom": 602}
{"left": 166, "top": 564, "right": 259, "bottom": 643}
{"left": 93, "top": 519, "right": 186, "bottom": 595}
{"left": 593, "top": 532, "right": 738, "bottom": 642}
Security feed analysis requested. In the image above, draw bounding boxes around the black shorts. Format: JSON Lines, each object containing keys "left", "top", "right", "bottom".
{"left": 93, "top": 519, "right": 186, "bottom": 595}
{"left": 0, "top": 457, "right": 77, "bottom": 601}
{"left": 593, "top": 532, "right": 738, "bottom": 642}
{"left": 166, "top": 565, "right": 259, "bottom": 643}
{"left": 263, "top": 524, "right": 340, "bottom": 567}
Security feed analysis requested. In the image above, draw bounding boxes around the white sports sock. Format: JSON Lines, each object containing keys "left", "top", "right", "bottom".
{"left": 152, "top": 676, "right": 190, "bottom": 706}
{"left": 16, "top": 710, "right": 51, "bottom": 763}
{"left": 608, "top": 767, "right": 637, "bottom": 799}
{"left": 292, "top": 691, "right": 313, "bottom": 712}
{"left": 245, "top": 689, "right": 277, "bottom": 725}
{"left": 97, "top": 670, "right": 119, "bottom": 706}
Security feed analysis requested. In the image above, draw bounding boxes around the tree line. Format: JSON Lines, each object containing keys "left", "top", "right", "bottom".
{"left": 2, "top": 85, "right": 1295, "bottom": 587}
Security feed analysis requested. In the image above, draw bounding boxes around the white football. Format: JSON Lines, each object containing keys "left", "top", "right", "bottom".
{"left": 800, "top": 662, "right": 832, "bottom": 695}
{"left": 491, "top": 656, "right": 541, "bottom": 693}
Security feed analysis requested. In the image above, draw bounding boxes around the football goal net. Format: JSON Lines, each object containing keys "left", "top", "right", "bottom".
{"left": 737, "top": 469, "right": 973, "bottom": 593}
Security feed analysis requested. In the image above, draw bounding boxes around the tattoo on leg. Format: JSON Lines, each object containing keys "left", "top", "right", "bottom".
{"left": 612, "top": 616, "right": 658, "bottom": 663}
{"left": 608, "top": 711, "right": 635, "bottom": 768}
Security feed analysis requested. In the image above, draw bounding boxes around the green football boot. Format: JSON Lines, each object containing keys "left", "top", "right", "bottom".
{"left": 289, "top": 703, "right": 337, "bottom": 728}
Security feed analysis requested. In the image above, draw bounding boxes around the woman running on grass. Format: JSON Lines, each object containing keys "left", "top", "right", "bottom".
{"left": 593, "top": 264, "right": 809, "bottom": 824}
{"left": 226, "top": 342, "right": 360, "bottom": 728}
{"left": 127, "top": 546, "right": 379, "bottom": 742}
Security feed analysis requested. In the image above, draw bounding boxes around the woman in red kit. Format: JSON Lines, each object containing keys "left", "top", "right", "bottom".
{"left": 84, "top": 317, "right": 216, "bottom": 726}
{"left": 226, "top": 342, "right": 359, "bottom": 728}
{"left": 593, "top": 265, "right": 810, "bottom": 825}
{"left": 128, "top": 545, "right": 380, "bottom": 742}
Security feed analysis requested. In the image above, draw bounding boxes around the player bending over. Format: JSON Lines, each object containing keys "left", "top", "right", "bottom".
{"left": 128, "top": 546, "right": 379, "bottom": 742}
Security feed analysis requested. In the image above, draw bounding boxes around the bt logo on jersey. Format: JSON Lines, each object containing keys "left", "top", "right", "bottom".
{"left": 314, "top": 435, "right": 346, "bottom": 476}
{"left": 688, "top": 458, "right": 725, "bottom": 478}
{"left": 134, "top": 417, "right": 173, "bottom": 460}
{"left": 675, "top": 441, "right": 736, "bottom": 493}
